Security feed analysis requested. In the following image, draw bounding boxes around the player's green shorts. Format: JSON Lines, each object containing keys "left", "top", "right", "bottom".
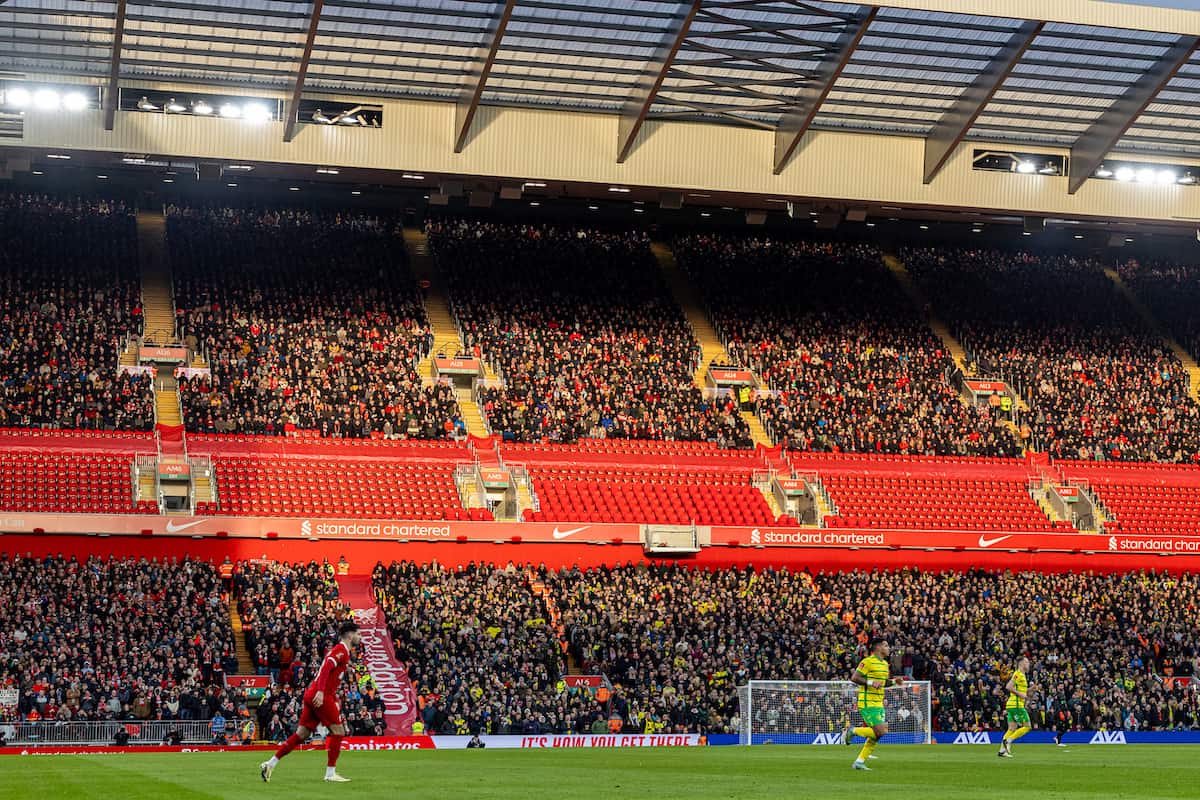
{"left": 859, "top": 706, "right": 886, "bottom": 727}
{"left": 1006, "top": 708, "right": 1031, "bottom": 725}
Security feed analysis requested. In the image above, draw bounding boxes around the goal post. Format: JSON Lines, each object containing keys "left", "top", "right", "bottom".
{"left": 737, "top": 680, "right": 932, "bottom": 746}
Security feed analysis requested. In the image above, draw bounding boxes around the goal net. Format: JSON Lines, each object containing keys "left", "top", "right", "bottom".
{"left": 737, "top": 680, "right": 931, "bottom": 746}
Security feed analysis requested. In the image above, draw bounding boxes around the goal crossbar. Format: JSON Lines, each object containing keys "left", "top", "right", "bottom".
{"left": 737, "top": 680, "right": 932, "bottom": 746}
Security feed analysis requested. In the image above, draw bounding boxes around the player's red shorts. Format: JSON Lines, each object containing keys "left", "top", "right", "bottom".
{"left": 299, "top": 693, "right": 342, "bottom": 730}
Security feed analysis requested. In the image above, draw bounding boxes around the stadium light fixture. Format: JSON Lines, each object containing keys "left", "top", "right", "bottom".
{"left": 96, "top": 174, "right": 108, "bottom": 179}
{"left": 31, "top": 170, "right": 43, "bottom": 175}
{"left": 46, "top": 154, "right": 71, "bottom": 160}
{"left": 1136, "top": 168, "right": 1156, "bottom": 184}
{"left": 192, "top": 100, "right": 213, "bottom": 116}
{"left": 608, "top": 187, "right": 631, "bottom": 193}
{"left": 243, "top": 103, "right": 271, "bottom": 124}
{"left": 226, "top": 164, "right": 254, "bottom": 171}
{"left": 402, "top": 173, "right": 425, "bottom": 180}
{"left": 311, "top": 109, "right": 332, "bottom": 124}
{"left": 5, "top": 87, "right": 31, "bottom": 108}
{"left": 227, "top": 183, "right": 238, "bottom": 187}
{"left": 524, "top": 181, "right": 547, "bottom": 188}
{"left": 289, "top": 186, "right": 300, "bottom": 191}
{"left": 633, "top": 207, "right": 644, "bottom": 213}
{"left": 1016, "top": 161, "right": 1037, "bottom": 174}
{"left": 700, "top": 212, "right": 711, "bottom": 218}
{"left": 351, "top": 190, "right": 362, "bottom": 196}
{"left": 1074, "top": 234, "right": 1084, "bottom": 239}
{"left": 165, "top": 98, "right": 185, "bottom": 113}
{"left": 316, "top": 168, "right": 339, "bottom": 175}
{"left": 1038, "top": 164, "right": 1059, "bottom": 175}
{"left": 587, "top": 205, "right": 598, "bottom": 210}
{"left": 1180, "top": 174, "right": 1198, "bottom": 185}
{"left": 137, "top": 96, "right": 158, "bottom": 111}
{"left": 62, "top": 92, "right": 88, "bottom": 112}
{"left": 1115, "top": 167, "right": 1137, "bottom": 182}
{"left": 219, "top": 103, "right": 242, "bottom": 119}
{"left": 919, "top": 224, "right": 930, "bottom": 230}
{"left": 1156, "top": 170, "right": 1178, "bottom": 185}
{"left": 1094, "top": 166, "right": 1113, "bottom": 178}
{"left": 33, "top": 89, "right": 60, "bottom": 111}
{"left": 162, "top": 178, "right": 174, "bottom": 183}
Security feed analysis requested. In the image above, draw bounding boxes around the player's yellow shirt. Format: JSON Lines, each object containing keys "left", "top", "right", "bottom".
{"left": 1006, "top": 669, "right": 1028, "bottom": 709}
{"left": 855, "top": 655, "right": 889, "bottom": 709}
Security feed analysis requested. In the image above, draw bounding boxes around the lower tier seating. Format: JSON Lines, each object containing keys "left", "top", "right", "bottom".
{"left": 197, "top": 457, "right": 463, "bottom": 519}
{"left": 524, "top": 466, "right": 777, "bottom": 526}
{"left": 1062, "top": 462, "right": 1200, "bottom": 535}
{"left": 0, "top": 452, "right": 152, "bottom": 514}
{"left": 822, "top": 474, "right": 1062, "bottom": 531}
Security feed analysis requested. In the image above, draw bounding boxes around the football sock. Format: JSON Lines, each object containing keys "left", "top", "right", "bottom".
{"left": 858, "top": 737, "right": 878, "bottom": 761}
{"left": 327, "top": 734, "right": 344, "bottom": 768}
{"left": 275, "top": 733, "right": 302, "bottom": 760}
{"left": 1007, "top": 726, "right": 1031, "bottom": 743}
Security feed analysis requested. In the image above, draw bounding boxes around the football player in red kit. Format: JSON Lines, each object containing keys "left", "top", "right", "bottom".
{"left": 261, "top": 621, "right": 362, "bottom": 783}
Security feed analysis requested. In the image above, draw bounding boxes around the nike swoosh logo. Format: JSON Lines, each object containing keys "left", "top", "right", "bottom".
{"left": 552, "top": 526, "right": 589, "bottom": 540}
{"left": 977, "top": 534, "right": 1013, "bottom": 548}
{"left": 165, "top": 520, "right": 206, "bottom": 533}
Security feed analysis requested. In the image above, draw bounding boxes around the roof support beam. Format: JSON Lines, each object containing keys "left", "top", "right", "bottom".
{"left": 454, "top": 0, "right": 517, "bottom": 153}
{"left": 922, "top": 20, "right": 1042, "bottom": 184}
{"left": 773, "top": 6, "right": 877, "bottom": 175}
{"left": 102, "top": 0, "right": 128, "bottom": 131}
{"left": 1068, "top": 34, "right": 1200, "bottom": 194}
{"left": 282, "top": 0, "right": 324, "bottom": 144}
{"left": 617, "top": 0, "right": 701, "bottom": 163}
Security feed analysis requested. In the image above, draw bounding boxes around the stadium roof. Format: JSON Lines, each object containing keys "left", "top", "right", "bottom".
{"left": 3, "top": 1, "right": 1200, "bottom": 179}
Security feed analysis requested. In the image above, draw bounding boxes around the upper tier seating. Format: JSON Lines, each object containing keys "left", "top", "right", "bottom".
{"left": 1119, "top": 257, "right": 1200, "bottom": 374}
{"left": 0, "top": 451, "right": 155, "bottom": 514}
{"left": 0, "top": 192, "right": 152, "bottom": 431}
{"left": 427, "top": 219, "right": 751, "bottom": 447}
{"left": 169, "top": 205, "right": 460, "bottom": 439}
{"left": 905, "top": 247, "right": 1200, "bottom": 463}
{"left": 672, "top": 234, "right": 1016, "bottom": 457}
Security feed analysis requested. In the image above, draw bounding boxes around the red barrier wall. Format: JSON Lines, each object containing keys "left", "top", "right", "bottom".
{"left": 3, "top": 534, "right": 1199, "bottom": 575}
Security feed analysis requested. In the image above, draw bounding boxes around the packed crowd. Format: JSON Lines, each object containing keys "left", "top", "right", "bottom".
{"left": 673, "top": 235, "right": 1016, "bottom": 456}
{"left": 373, "top": 561, "right": 602, "bottom": 735}
{"left": 1119, "top": 257, "right": 1200, "bottom": 373}
{"left": 427, "top": 219, "right": 752, "bottom": 447}
{"left": 369, "top": 559, "right": 1199, "bottom": 735}
{"left": 906, "top": 247, "right": 1200, "bottom": 462}
{"left": 3, "top": 556, "right": 1197, "bottom": 737}
{"left": 235, "top": 560, "right": 386, "bottom": 738}
{"left": 170, "top": 205, "right": 461, "bottom": 439}
{"left": 551, "top": 563, "right": 1199, "bottom": 734}
{"left": 0, "top": 555, "right": 242, "bottom": 726}
{"left": 0, "top": 193, "right": 153, "bottom": 430}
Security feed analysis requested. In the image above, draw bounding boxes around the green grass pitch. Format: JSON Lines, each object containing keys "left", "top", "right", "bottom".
{"left": 0, "top": 745, "right": 1191, "bottom": 799}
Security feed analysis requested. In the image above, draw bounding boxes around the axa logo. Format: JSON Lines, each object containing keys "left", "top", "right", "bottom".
{"left": 1089, "top": 731, "right": 1126, "bottom": 745}
{"left": 552, "top": 526, "right": 589, "bottom": 540}
{"left": 953, "top": 732, "right": 992, "bottom": 744}
{"left": 750, "top": 529, "right": 761, "bottom": 544}
{"left": 1108, "top": 536, "right": 1118, "bottom": 551}
{"left": 811, "top": 733, "right": 844, "bottom": 745}
{"left": 301, "top": 520, "right": 312, "bottom": 536}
